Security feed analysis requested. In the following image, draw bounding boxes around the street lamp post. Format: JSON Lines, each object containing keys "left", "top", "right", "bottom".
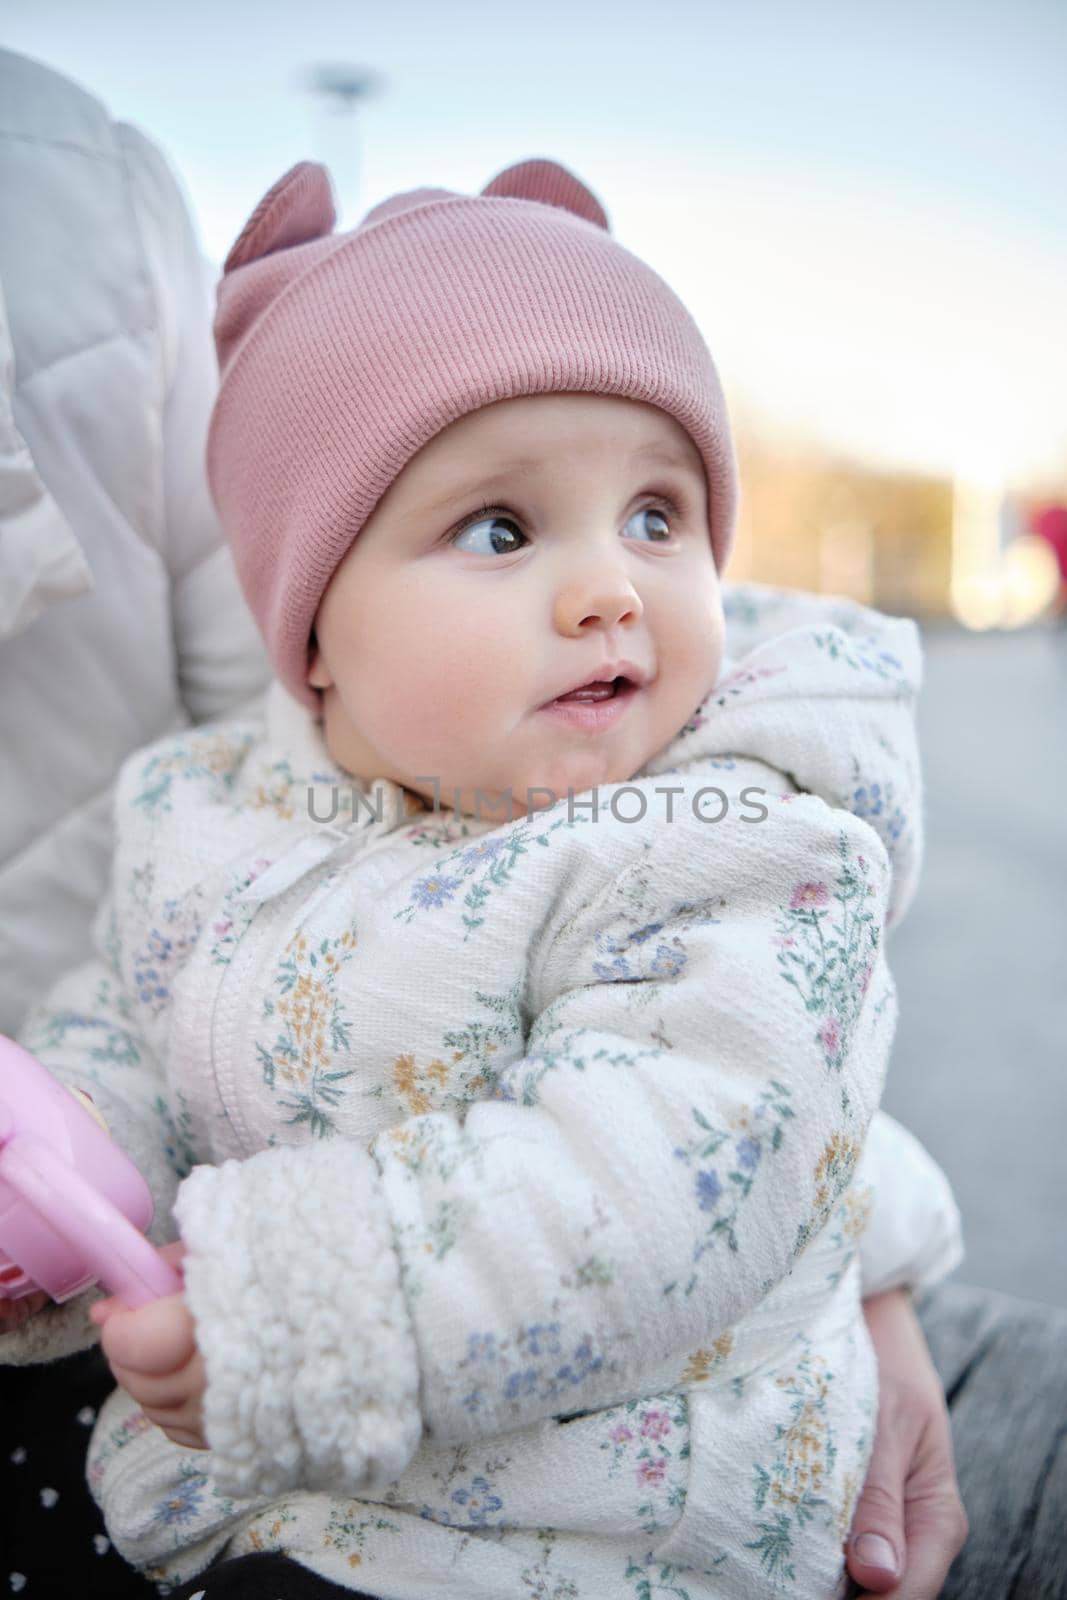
{"left": 301, "top": 63, "right": 385, "bottom": 226}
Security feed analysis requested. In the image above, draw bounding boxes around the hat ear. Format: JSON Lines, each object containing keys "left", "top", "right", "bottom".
{"left": 223, "top": 161, "right": 337, "bottom": 274}
{"left": 481, "top": 158, "right": 610, "bottom": 231}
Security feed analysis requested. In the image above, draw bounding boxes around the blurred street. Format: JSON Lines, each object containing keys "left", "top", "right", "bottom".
{"left": 886, "top": 619, "right": 1067, "bottom": 1308}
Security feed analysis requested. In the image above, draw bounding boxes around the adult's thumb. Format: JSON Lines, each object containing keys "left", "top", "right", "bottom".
{"left": 846, "top": 1449, "right": 911, "bottom": 1590}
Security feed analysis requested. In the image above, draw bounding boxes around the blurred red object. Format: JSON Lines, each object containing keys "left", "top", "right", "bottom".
{"left": 1029, "top": 504, "right": 1067, "bottom": 583}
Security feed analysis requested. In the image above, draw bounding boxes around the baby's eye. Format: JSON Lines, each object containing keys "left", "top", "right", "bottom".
{"left": 623, "top": 506, "right": 673, "bottom": 543}
{"left": 451, "top": 513, "right": 527, "bottom": 556}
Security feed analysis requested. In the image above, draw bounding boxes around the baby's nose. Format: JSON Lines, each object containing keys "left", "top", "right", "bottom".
{"left": 554, "top": 564, "right": 644, "bottom": 634}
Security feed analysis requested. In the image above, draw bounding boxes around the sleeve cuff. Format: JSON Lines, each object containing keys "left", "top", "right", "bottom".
{"left": 857, "top": 1110, "right": 966, "bottom": 1299}
{"left": 174, "top": 1140, "right": 422, "bottom": 1499}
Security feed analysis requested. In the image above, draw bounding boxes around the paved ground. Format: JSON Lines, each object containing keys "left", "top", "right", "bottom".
{"left": 883, "top": 617, "right": 1067, "bottom": 1309}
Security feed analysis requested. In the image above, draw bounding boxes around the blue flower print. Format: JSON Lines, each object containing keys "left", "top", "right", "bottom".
{"left": 591, "top": 925, "right": 687, "bottom": 984}
{"left": 135, "top": 967, "right": 168, "bottom": 1006}
{"left": 411, "top": 872, "right": 462, "bottom": 909}
{"left": 464, "top": 1331, "right": 499, "bottom": 1363}
{"left": 505, "top": 1368, "right": 539, "bottom": 1400}
{"left": 521, "top": 1321, "right": 562, "bottom": 1357}
{"left": 152, "top": 1472, "right": 206, "bottom": 1526}
{"left": 450, "top": 1476, "right": 503, "bottom": 1526}
{"left": 853, "top": 779, "right": 907, "bottom": 854}
{"left": 853, "top": 782, "right": 884, "bottom": 818}
{"left": 649, "top": 944, "right": 687, "bottom": 980}
{"left": 592, "top": 954, "right": 635, "bottom": 982}
{"left": 557, "top": 1335, "right": 604, "bottom": 1387}
{"left": 736, "top": 1136, "right": 762, "bottom": 1171}
{"left": 460, "top": 837, "right": 508, "bottom": 869}
{"left": 696, "top": 1168, "right": 722, "bottom": 1211}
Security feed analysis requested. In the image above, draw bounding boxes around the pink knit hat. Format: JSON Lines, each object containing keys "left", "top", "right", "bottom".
{"left": 208, "top": 157, "right": 738, "bottom": 707}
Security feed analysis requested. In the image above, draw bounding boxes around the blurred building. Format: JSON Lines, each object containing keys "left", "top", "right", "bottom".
{"left": 726, "top": 407, "right": 1066, "bottom": 627}
{"left": 728, "top": 419, "right": 954, "bottom": 617}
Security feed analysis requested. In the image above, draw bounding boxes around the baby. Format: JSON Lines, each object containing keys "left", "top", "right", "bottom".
{"left": 3, "top": 158, "right": 961, "bottom": 1598}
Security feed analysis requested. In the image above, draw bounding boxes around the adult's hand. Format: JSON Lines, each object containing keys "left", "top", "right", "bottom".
{"left": 0, "top": 1290, "right": 49, "bottom": 1332}
{"left": 847, "top": 1286, "right": 968, "bottom": 1598}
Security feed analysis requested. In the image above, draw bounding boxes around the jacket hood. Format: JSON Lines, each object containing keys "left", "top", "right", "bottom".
{"left": 255, "top": 583, "right": 923, "bottom": 929}
{"left": 645, "top": 583, "right": 924, "bottom": 930}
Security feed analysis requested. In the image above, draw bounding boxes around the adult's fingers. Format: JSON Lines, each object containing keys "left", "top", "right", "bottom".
{"left": 0, "top": 1290, "right": 49, "bottom": 1330}
{"left": 853, "top": 1490, "right": 969, "bottom": 1599}
{"left": 846, "top": 1380, "right": 926, "bottom": 1590}
{"left": 852, "top": 1415, "right": 969, "bottom": 1600}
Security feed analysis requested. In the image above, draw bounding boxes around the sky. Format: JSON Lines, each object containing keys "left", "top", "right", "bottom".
{"left": 6, "top": 0, "right": 1066, "bottom": 490}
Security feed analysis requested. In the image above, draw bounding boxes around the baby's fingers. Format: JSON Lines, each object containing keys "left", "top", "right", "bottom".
{"left": 99, "top": 1293, "right": 197, "bottom": 1378}
{"left": 111, "top": 1349, "right": 205, "bottom": 1412}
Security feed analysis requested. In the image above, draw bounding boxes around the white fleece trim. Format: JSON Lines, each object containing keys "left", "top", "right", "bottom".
{"left": 174, "top": 1140, "right": 422, "bottom": 1500}
{"left": 0, "top": 1285, "right": 102, "bottom": 1366}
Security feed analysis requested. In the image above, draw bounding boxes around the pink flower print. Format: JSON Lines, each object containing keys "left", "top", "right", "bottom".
{"left": 637, "top": 1456, "right": 668, "bottom": 1486}
{"left": 772, "top": 934, "right": 797, "bottom": 949}
{"left": 213, "top": 919, "right": 233, "bottom": 938}
{"left": 611, "top": 1423, "right": 634, "bottom": 1445}
{"left": 858, "top": 855, "right": 867, "bottom": 869}
{"left": 860, "top": 964, "right": 873, "bottom": 996}
{"left": 640, "top": 1410, "right": 671, "bottom": 1441}
{"left": 820, "top": 1016, "right": 841, "bottom": 1056}
{"left": 791, "top": 882, "right": 830, "bottom": 910}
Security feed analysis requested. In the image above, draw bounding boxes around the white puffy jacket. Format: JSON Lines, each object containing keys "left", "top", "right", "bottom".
{"left": 0, "top": 48, "right": 269, "bottom": 1036}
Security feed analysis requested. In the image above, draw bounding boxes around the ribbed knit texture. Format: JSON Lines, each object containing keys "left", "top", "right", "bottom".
{"left": 207, "top": 157, "right": 739, "bottom": 707}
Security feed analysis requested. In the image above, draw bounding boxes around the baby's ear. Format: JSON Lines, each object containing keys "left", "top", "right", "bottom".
{"left": 223, "top": 161, "right": 336, "bottom": 273}
{"left": 481, "top": 158, "right": 610, "bottom": 231}
{"left": 214, "top": 163, "right": 337, "bottom": 377}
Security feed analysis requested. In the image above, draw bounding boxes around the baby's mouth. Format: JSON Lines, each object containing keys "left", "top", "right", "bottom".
{"left": 551, "top": 676, "right": 631, "bottom": 704}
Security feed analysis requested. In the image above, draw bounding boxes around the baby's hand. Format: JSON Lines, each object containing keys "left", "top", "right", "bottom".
{"left": 90, "top": 1242, "right": 207, "bottom": 1450}
{"left": 67, "top": 1085, "right": 109, "bottom": 1132}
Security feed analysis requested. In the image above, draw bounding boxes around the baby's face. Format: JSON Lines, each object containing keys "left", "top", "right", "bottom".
{"left": 308, "top": 392, "right": 724, "bottom": 819}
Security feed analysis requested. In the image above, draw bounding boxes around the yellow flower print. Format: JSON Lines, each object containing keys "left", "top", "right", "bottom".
{"left": 680, "top": 1332, "right": 735, "bottom": 1385}
{"left": 257, "top": 927, "right": 358, "bottom": 1135}
{"left": 747, "top": 1347, "right": 837, "bottom": 1579}
{"left": 840, "top": 1181, "right": 872, "bottom": 1243}
{"left": 813, "top": 1132, "right": 861, "bottom": 1214}
{"left": 837, "top": 1469, "right": 859, "bottom": 1542}
{"left": 770, "top": 1365, "right": 830, "bottom": 1509}
{"left": 796, "top": 1131, "right": 861, "bottom": 1258}
{"left": 388, "top": 994, "right": 520, "bottom": 1118}
{"left": 253, "top": 778, "right": 295, "bottom": 819}
{"left": 393, "top": 1052, "right": 453, "bottom": 1114}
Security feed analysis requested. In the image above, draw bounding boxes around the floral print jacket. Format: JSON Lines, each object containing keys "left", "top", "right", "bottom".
{"left": 5, "top": 583, "right": 962, "bottom": 1599}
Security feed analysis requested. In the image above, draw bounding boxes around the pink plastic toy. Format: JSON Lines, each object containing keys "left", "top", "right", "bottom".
{"left": 0, "top": 1035, "right": 182, "bottom": 1308}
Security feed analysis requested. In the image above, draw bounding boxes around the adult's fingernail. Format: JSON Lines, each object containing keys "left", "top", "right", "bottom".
{"left": 852, "top": 1533, "right": 899, "bottom": 1574}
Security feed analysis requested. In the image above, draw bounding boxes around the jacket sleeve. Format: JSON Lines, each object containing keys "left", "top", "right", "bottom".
{"left": 117, "top": 121, "right": 269, "bottom": 723}
{"left": 856, "top": 1110, "right": 964, "bottom": 1298}
{"left": 0, "top": 938, "right": 187, "bottom": 1367}
{"left": 172, "top": 791, "right": 901, "bottom": 1502}
{"left": 85, "top": 1386, "right": 274, "bottom": 1587}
